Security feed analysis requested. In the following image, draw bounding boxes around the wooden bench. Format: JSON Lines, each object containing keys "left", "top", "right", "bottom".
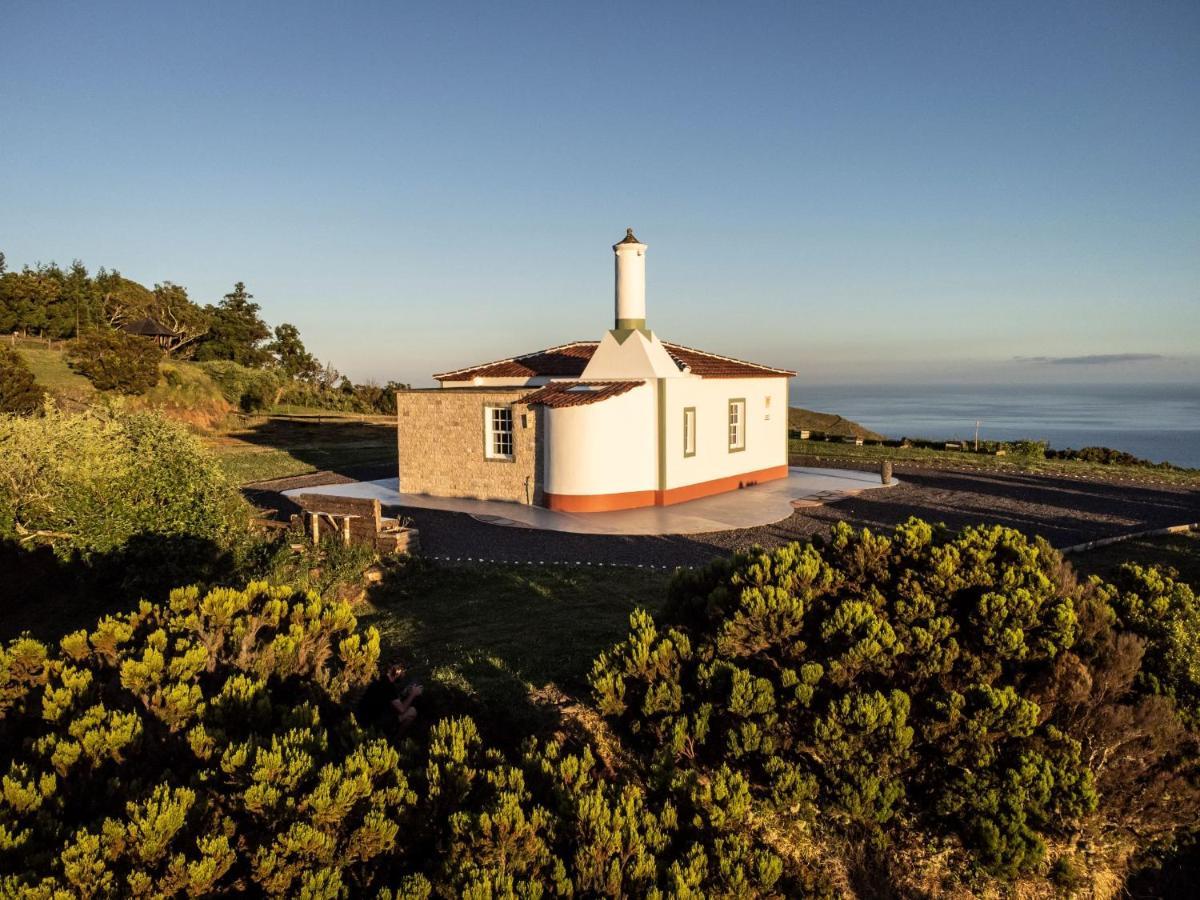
{"left": 292, "top": 494, "right": 419, "bottom": 555}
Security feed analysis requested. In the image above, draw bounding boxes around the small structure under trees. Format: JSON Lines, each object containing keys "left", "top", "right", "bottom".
{"left": 119, "top": 317, "right": 179, "bottom": 348}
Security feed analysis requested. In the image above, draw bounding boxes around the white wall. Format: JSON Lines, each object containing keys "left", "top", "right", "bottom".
{"left": 542, "top": 384, "right": 657, "bottom": 496}
{"left": 663, "top": 376, "right": 789, "bottom": 489}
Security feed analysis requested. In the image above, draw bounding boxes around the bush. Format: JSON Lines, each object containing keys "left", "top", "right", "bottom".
{"left": 0, "top": 403, "right": 249, "bottom": 563}
{"left": 66, "top": 328, "right": 162, "bottom": 394}
{"left": 1006, "top": 439, "right": 1047, "bottom": 458}
{"left": 0, "top": 347, "right": 45, "bottom": 414}
{"left": 0, "top": 582, "right": 815, "bottom": 897}
{"left": 196, "top": 360, "right": 281, "bottom": 413}
{"left": 0, "top": 582, "right": 388, "bottom": 896}
{"left": 590, "top": 520, "right": 1200, "bottom": 881}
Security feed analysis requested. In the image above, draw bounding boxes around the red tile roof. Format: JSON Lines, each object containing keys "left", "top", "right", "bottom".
{"left": 434, "top": 340, "right": 793, "bottom": 382}
{"left": 434, "top": 342, "right": 596, "bottom": 381}
{"left": 521, "top": 380, "right": 645, "bottom": 408}
{"left": 661, "top": 342, "right": 796, "bottom": 378}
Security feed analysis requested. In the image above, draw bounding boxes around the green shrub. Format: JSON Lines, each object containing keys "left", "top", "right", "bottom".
{"left": 589, "top": 520, "right": 1197, "bottom": 879}
{"left": 0, "top": 582, "right": 801, "bottom": 897}
{"left": 196, "top": 360, "right": 281, "bottom": 412}
{"left": 0, "top": 347, "right": 45, "bottom": 414}
{"left": 1104, "top": 563, "right": 1200, "bottom": 725}
{"left": 0, "top": 582, "right": 389, "bottom": 896}
{"left": 66, "top": 328, "right": 162, "bottom": 394}
{"left": 0, "top": 403, "right": 249, "bottom": 562}
{"left": 1007, "top": 439, "right": 1047, "bottom": 459}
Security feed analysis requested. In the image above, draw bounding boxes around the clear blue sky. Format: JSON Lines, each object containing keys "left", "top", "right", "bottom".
{"left": 2, "top": 0, "right": 1197, "bottom": 386}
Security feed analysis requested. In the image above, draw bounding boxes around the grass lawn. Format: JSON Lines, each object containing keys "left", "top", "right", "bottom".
{"left": 361, "top": 561, "right": 671, "bottom": 734}
{"left": 16, "top": 346, "right": 95, "bottom": 399}
{"left": 790, "top": 438, "right": 1200, "bottom": 486}
{"left": 206, "top": 413, "right": 397, "bottom": 484}
{"left": 1068, "top": 530, "right": 1200, "bottom": 588}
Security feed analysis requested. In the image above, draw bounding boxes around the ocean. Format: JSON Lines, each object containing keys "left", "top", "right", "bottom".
{"left": 789, "top": 383, "right": 1200, "bottom": 469}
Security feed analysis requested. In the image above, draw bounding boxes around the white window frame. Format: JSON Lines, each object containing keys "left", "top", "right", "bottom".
{"left": 728, "top": 398, "right": 746, "bottom": 452}
{"left": 484, "top": 405, "right": 514, "bottom": 460}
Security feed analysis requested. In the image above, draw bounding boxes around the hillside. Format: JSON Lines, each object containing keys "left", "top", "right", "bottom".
{"left": 789, "top": 406, "right": 886, "bottom": 441}
{"left": 17, "top": 344, "right": 231, "bottom": 426}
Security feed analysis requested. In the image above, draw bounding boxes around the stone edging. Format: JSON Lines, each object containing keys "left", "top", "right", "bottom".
{"left": 1060, "top": 523, "right": 1198, "bottom": 554}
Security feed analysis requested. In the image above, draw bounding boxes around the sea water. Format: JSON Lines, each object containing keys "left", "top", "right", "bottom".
{"left": 790, "top": 383, "right": 1200, "bottom": 469}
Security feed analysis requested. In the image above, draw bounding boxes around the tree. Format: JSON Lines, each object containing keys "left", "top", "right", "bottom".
{"left": 146, "top": 282, "right": 210, "bottom": 356}
{"left": 268, "top": 322, "right": 320, "bottom": 381}
{"left": 194, "top": 282, "right": 271, "bottom": 367}
{"left": 0, "top": 347, "right": 45, "bottom": 414}
{"left": 66, "top": 328, "right": 162, "bottom": 394}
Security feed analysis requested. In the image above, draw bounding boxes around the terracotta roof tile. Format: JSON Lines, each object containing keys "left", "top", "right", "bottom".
{"left": 660, "top": 342, "right": 795, "bottom": 378}
{"left": 434, "top": 339, "right": 794, "bottom": 382}
{"left": 434, "top": 342, "right": 595, "bottom": 381}
{"left": 521, "top": 380, "right": 645, "bottom": 408}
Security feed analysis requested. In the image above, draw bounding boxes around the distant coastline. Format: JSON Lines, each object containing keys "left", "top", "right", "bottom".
{"left": 791, "top": 383, "right": 1200, "bottom": 469}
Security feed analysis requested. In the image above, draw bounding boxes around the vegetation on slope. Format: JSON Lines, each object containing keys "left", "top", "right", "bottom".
{"left": 788, "top": 407, "right": 885, "bottom": 441}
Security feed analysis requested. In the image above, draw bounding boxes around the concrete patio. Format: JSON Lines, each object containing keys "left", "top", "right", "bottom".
{"left": 283, "top": 466, "right": 897, "bottom": 536}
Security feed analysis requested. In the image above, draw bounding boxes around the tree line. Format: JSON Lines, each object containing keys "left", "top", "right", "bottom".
{"left": 0, "top": 251, "right": 407, "bottom": 414}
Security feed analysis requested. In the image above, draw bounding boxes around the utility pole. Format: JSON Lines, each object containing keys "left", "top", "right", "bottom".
{"left": 974, "top": 420, "right": 981, "bottom": 452}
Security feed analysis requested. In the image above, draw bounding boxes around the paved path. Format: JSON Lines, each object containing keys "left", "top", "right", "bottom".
{"left": 279, "top": 467, "right": 896, "bottom": 536}
{"left": 247, "top": 465, "right": 1200, "bottom": 570}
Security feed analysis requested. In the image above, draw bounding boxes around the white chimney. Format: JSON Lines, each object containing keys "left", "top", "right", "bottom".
{"left": 613, "top": 227, "right": 647, "bottom": 330}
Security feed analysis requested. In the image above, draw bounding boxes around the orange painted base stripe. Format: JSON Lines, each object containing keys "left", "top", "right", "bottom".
{"left": 544, "top": 465, "right": 789, "bottom": 512}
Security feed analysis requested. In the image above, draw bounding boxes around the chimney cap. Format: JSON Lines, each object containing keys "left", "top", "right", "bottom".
{"left": 616, "top": 227, "right": 641, "bottom": 245}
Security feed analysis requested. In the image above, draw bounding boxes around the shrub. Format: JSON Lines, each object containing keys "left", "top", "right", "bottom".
{"left": 196, "top": 360, "right": 281, "bottom": 412}
{"left": 0, "top": 347, "right": 45, "bottom": 414}
{"left": 0, "top": 582, "right": 390, "bottom": 897}
{"left": 0, "top": 582, "right": 806, "bottom": 897}
{"left": 0, "top": 403, "right": 249, "bottom": 563}
{"left": 1006, "top": 439, "right": 1047, "bottom": 458}
{"left": 66, "top": 328, "right": 162, "bottom": 394}
{"left": 589, "top": 520, "right": 1198, "bottom": 880}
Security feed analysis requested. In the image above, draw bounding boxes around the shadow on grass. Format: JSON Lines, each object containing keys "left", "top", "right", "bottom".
{"left": 226, "top": 415, "right": 398, "bottom": 482}
{"left": 362, "top": 558, "right": 671, "bottom": 743}
{"left": 0, "top": 535, "right": 241, "bottom": 644}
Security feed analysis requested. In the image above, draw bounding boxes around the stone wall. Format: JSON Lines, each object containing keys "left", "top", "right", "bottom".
{"left": 396, "top": 388, "right": 542, "bottom": 505}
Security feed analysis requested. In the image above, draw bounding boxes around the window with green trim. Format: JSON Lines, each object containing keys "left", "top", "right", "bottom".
{"left": 728, "top": 399, "right": 745, "bottom": 451}
{"left": 683, "top": 407, "right": 696, "bottom": 457}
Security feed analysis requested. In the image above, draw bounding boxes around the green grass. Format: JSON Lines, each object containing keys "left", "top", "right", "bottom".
{"left": 361, "top": 561, "right": 671, "bottom": 733}
{"left": 790, "top": 438, "right": 1200, "bottom": 486}
{"left": 1068, "top": 531, "right": 1200, "bottom": 588}
{"left": 16, "top": 347, "right": 94, "bottom": 398}
{"left": 207, "top": 413, "right": 397, "bottom": 484}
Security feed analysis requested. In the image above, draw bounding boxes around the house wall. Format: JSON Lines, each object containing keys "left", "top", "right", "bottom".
{"left": 396, "top": 389, "right": 541, "bottom": 504}
{"left": 540, "top": 377, "right": 788, "bottom": 511}
{"left": 541, "top": 384, "right": 657, "bottom": 510}
{"left": 661, "top": 376, "right": 789, "bottom": 500}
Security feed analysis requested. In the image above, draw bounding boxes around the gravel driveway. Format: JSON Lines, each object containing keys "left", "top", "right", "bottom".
{"left": 247, "top": 464, "right": 1200, "bottom": 569}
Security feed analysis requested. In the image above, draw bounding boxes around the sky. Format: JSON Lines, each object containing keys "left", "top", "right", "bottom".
{"left": 2, "top": 0, "right": 1198, "bottom": 386}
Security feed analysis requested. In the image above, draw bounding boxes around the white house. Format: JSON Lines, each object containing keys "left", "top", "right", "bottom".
{"left": 395, "top": 230, "right": 794, "bottom": 512}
